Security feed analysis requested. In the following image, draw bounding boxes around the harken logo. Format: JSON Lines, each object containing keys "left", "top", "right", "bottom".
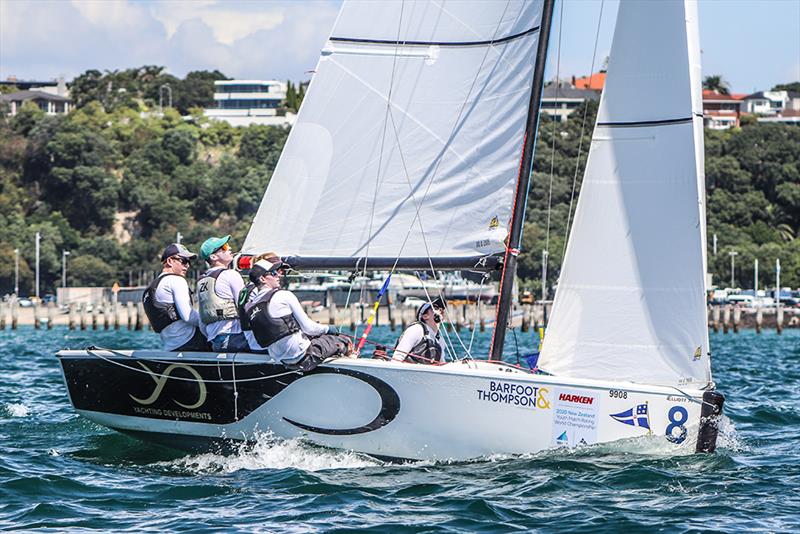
{"left": 559, "top": 393, "right": 594, "bottom": 405}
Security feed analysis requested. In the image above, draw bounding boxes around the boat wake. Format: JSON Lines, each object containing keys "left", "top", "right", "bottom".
{"left": 3, "top": 403, "right": 30, "bottom": 418}
{"left": 161, "top": 432, "right": 382, "bottom": 474}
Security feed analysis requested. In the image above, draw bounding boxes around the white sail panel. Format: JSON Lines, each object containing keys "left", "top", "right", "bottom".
{"left": 539, "top": 0, "right": 711, "bottom": 387}
{"left": 243, "top": 0, "right": 544, "bottom": 260}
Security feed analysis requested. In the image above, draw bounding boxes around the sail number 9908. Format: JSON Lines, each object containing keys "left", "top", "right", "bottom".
{"left": 609, "top": 389, "right": 628, "bottom": 399}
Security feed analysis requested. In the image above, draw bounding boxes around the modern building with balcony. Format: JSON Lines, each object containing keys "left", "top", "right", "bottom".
{"left": 204, "top": 80, "right": 296, "bottom": 127}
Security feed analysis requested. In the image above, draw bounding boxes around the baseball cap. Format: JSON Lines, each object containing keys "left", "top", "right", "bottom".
{"left": 249, "top": 256, "right": 288, "bottom": 283}
{"left": 417, "top": 296, "right": 447, "bottom": 321}
{"left": 200, "top": 235, "right": 231, "bottom": 261}
{"left": 160, "top": 243, "right": 198, "bottom": 262}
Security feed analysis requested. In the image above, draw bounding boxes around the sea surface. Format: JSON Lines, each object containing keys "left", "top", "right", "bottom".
{"left": 1, "top": 325, "right": 798, "bottom": 532}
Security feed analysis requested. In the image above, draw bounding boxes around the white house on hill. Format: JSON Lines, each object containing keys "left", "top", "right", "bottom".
{"left": 204, "top": 80, "right": 297, "bottom": 127}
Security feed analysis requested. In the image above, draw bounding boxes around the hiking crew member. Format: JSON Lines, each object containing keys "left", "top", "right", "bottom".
{"left": 391, "top": 297, "right": 448, "bottom": 364}
{"left": 142, "top": 243, "right": 210, "bottom": 352}
{"left": 198, "top": 235, "right": 247, "bottom": 353}
{"left": 241, "top": 256, "right": 351, "bottom": 370}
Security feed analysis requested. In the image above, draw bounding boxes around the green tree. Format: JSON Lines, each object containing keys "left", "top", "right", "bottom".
{"left": 703, "top": 75, "right": 731, "bottom": 95}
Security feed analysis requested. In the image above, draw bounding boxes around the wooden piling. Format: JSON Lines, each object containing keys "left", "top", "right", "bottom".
{"left": 521, "top": 304, "right": 530, "bottom": 332}
{"left": 33, "top": 303, "right": 40, "bottom": 329}
{"left": 135, "top": 302, "right": 144, "bottom": 331}
{"left": 0, "top": 302, "right": 5, "bottom": 330}
{"left": 127, "top": 302, "right": 134, "bottom": 330}
{"left": 732, "top": 305, "right": 740, "bottom": 334}
{"left": 113, "top": 300, "right": 120, "bottom": 330}
{"left": 79, "top": 304, "right": 87, "bottom": 330}
{"left": 479, "top": 302, "right": 486, "bottom": 332}
{"left": 46, "top": 302, "right": 54, "bottom": 329}
{"left": 755, "top": 306, "right": 762, "bottom": 334}
{"left": 722, "top": 305, "right": 730, "bottom": 334}
{"left": 327, "top": 301, "right": 337, "bottom": 326}
{"left": 11, "top": 299, "right": 17, "bottom": 330}
{"left": 91, "top": 303, "right": 98, "bottom": 330}
{"left": 400, "top": 306, "right": 408, "bottom": 330}
{"left": 103, "top": 300, "right": 110, "bottom": 330}
{"left": 712, "top": 305, "right": 720, "bottom": 333}
{"left": 349, "top": 303, "right": 357, "bottom": 332}
{"left": 777, "top": 304, "right": 784, "bottom": 335}
{"left": 387, "top": 294, "right": 396, "bottom": 331}
{"left": 68, "top": 303, "right": 75, "bottom": 330}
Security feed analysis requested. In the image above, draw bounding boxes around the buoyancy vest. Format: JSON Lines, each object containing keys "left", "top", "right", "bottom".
{"left": 397, "top": 321, "right": 443, "bottom": 364}
{"left": 237, "top": 283, "right": 256, "bottom": 331}
{"left": 197, "top": 268, "right": 239, "bottom": 324}
{"left": 246, "top": 289, "right": 301, "bottom": 348}
{"left": 142, "top": 273, "right": 186, "bottom": 333}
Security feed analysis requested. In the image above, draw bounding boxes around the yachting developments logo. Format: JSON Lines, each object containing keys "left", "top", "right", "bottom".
{"left": 609, "top": 403, "right": 651, "bottom": 430}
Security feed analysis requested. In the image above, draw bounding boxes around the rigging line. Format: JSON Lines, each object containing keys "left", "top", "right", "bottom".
{"left": 543, "top": 0, "right": 564, "bottom": 255}
{"left": 232, "top": 352, "right": 239, "bottom": 421}
{"left": 354, "top": 1, "right": 515, "bottom": 356}
{"left": 562, "top": 0, "right": 605, "bottom": 263}
{"left": 413, "top": 0, "right": 518, "bottom": 357}
{"left": 467, "top": 273, "right": 489, "bottom": 355}
{"left": 414, "top": 271, "right": 459, "bottom": 362}
{"left": 380, "top": 0, "right": 516, "bottom": 269}
{"left": 356, "top": 0, "right": 407, "bottom": 342}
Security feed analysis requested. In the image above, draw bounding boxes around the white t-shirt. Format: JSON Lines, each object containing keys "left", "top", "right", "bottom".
{"left": 202, "top": 267, "right": 245, "bottom": 341}
{"left": 153, "top": 274, "right": 203, "bottom": 351}
{"left": 393, "top": 322, "right": 446, "bottom": 362}
{"left": 246, "top": 289, "right": 329, "bottom": 363}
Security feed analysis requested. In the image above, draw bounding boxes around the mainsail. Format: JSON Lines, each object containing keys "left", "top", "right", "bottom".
{"left": 243, "top": 0, "right": 546, "bottom": 267}
{"left": 538, "top": 0, "right": 712, "bottom": 387}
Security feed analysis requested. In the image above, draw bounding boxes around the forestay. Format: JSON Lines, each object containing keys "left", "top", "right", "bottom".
{"left": 538, "top": 0, "right": 712, "bottom": 387}
{"left": 243, "top": 0, "right": 545, "bottom": 264}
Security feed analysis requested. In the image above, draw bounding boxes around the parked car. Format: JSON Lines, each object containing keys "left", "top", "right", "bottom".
{"left": 17, "top": 298, "right": 32, "bottom": 308}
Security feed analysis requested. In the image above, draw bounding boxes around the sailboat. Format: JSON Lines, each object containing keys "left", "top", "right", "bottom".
{"left": 57, "top": 0, "right": 725, "bottom": 460}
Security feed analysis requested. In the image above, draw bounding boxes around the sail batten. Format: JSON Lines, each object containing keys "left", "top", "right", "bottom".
{"left": 243, "top": 0, "right": 545, "bottom": 261}
{"left": 538, "top": 0, "right": 711, "bottom": 387}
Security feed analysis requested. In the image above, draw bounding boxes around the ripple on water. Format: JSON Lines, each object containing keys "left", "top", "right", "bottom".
{"left": 0, "top": 327, "right": 799, "bottom": 531}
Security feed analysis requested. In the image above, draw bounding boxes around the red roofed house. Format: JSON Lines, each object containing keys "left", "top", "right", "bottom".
{"left": 572, "top": 72, "right": 606, "bottom": 91}
{"left": 702, "top": 90, "right": 746, "bottom": 130}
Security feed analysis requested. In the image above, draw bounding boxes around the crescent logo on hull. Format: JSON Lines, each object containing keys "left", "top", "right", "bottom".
{"left": 283, "top": 368, "right": 400, "bottom": 435}
{"left": 130, "top": 362, "right": 207, "bottom": 410}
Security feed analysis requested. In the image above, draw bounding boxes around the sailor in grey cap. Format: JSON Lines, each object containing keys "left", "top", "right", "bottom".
{"left": 142, "top": 243, "right": 210, "bottom": 352}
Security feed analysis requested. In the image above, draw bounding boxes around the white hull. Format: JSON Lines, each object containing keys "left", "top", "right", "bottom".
{"left": 57, "top": 350, "right": 718, "bottom": 461}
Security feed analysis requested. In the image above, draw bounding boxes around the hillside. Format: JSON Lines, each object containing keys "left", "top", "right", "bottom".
{"left": 0, "top": 94, "right": 797, "bottom": 295}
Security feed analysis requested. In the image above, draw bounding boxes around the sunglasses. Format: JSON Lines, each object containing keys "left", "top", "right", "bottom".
{"left": 172, "top": 257, "right": 190, "bottom": 266}
{"left": 215, "top": 243, "right": 231, "bottom": 254}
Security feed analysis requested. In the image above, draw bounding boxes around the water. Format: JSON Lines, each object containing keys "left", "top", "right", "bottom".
{"left": 1, "top": 326, "right": 798, "bottom": 532}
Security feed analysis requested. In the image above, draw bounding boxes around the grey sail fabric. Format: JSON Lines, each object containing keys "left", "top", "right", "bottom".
{"left": 538, "top": 0, "right": 712, "bottom": 387}
{"left": 243, "top": 0, "right": 545, "bottom": 262}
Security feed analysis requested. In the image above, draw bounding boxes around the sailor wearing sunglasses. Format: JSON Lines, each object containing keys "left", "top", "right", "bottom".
{"left": 198, "top": 235, "right": 248, "bottom": 353}
{"left": 142, "top": 243, "right": 210, "bottom": 352}
{"left": 239, "top": 255, "right": 352, "bottom": 371}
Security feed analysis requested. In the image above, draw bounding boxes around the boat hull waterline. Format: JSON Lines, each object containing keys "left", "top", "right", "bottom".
{"left": 56, "top": 350, "right": 719, "bottom": 461}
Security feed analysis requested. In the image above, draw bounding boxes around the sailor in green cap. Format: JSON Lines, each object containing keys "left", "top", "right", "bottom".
{"left": 197, "top": 235, "right": 248, "bottom": 352}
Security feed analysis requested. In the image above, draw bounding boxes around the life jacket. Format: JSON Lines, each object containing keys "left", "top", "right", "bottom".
{"left": 197, "top": 268, "right": 239, "bottom": 325}
{"left": 142, "top": 273, "right": 187, "bottom": 333}
{"left": 246, "top": 289, "right": 301, "bottom": 348}
{"left": 236, "top": 283, "right": 256, "bottom": 331}
{"left": 397, "top": 321, "right": 443, "bottom": 364}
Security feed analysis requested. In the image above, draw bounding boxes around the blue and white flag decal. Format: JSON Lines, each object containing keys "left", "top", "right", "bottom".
{"left": 610, "top": 404, "right": 650, "bottom": 429}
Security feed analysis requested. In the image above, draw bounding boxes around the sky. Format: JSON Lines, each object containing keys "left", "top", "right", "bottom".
{"left": 1, "top": 0, "right": 798, "bottom": 94}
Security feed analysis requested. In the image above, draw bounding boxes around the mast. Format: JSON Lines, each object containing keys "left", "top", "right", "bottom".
{"left": 489, "top": 0, "right": 555, "bottom": 361}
